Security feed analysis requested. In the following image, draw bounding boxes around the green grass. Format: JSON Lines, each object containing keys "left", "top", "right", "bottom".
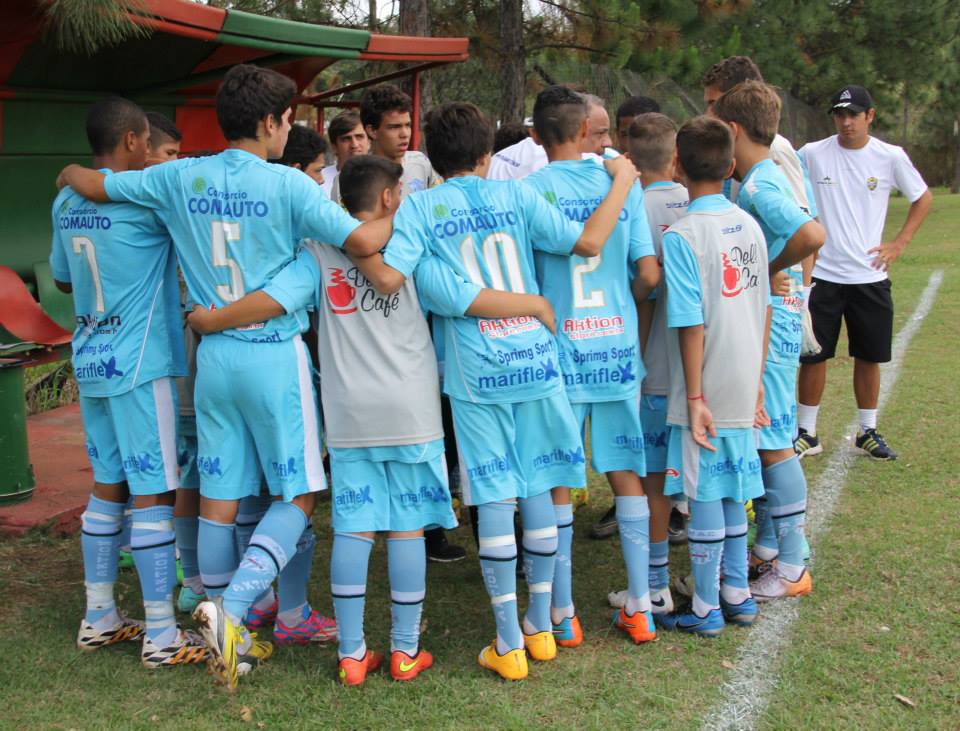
{"left": 2, "top": 192, "right": 958, "bottom": 731}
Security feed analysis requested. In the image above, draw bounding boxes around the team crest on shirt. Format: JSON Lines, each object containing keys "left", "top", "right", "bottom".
{"left": 866, "top": 176, "right": 879, "bottom": 191}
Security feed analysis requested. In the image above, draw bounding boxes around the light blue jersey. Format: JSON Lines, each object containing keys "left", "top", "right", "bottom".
{"left": 737, "top": 159, "right": 812, "bottom": 366}
{"left": 525, "top": 159, "right": 654, "bottom": 403}
{"left": 50, "top": 171, "right": 185, "bottom": 396}
{"left": 103, "top": 149, "right": 361, "bottom": 343}
{"left": 383, "top": 176, "right": 581, "bottom": 404}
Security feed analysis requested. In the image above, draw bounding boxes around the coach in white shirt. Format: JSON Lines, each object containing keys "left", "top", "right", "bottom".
{"left": 796, "top": 85, "right": 932, "bottom": 460}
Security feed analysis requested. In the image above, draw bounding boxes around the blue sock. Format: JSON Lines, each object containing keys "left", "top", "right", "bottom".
{"left": 331, "top": 533, "right": 373, "bottom": 660}
{"left": 131, "top": 505, "right": 177, "bottom": 647}
{"left": 118, "top": 496, "right": 134, "bottom": 553}
{"left": 721, "top": 499, "right": 749, "bottom": 597}
{"left": 518, "top": 491, "right": 557, "bottom": 634}
{"left": 616, "top": 495, "right": 651, "bottom": 615}
{"left": 198, "top": 517, "right": 237, "bottom": 598}
{"left": 477, "top": 501, "right": 522, "bottom": 653}
{"left": 235, "top": 493, "right": 272, "bottom": 562}
{"left": 649, "top": 539, "right": 670, "bottom": 592}
{"left": 223, "top": 501, "right": 307, "bottom": 624}
{"left": 387, "top": 536, "right": 426, "bottom": 654}
{"left": 174, "top": 515, "right": 201, "bottom": 592}
{"left": 277, "top": 522, "right": 316, "bottom": 627}
{"left": 551, "top": 502, "right": 575, "bottom": 624}
{"left": 752, "top": 497, "right": 778, "bottom": 559}
{"left": 81, "top": 495, "right": 125, "bottom": 625}
{"left": 688, "top": 498, "right": 725, "bottom": 616}
{"left": 764, "top": 456, "right": 808, "bottom": 578}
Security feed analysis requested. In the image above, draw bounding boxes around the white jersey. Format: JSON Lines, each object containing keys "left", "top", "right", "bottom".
{"left": 487, "top": 136, "right": 548, "bottom": 180}
{"left": 799, "top": 135, "right": 928, "bottom": 284}
{"left": 320, "top": 163, "right": 338, "bottom": 199}
{"left": 726, "top": 134, "right": 811, "bottom": 213}
{"left": 331, "top": 151, "right": 439, "bottom": 203}
{"left": 641, "top": 181, "right": 689, "bottom": 396}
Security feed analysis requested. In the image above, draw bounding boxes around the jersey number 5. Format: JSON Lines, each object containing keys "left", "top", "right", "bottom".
{"left": 211, "top": 221, "right": 244, "bottom": 302}
{"left": 72, "top": 236, "right": 104, "bottom": 313}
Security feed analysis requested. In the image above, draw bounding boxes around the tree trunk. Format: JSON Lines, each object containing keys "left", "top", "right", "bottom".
{"left": 368, "top": 0, "right": 377, "bottom": 32}
{"left": 499, "top": 0, "right": 525, "bottom": 124}
{"left": 399, "top": 0, "right": 433, "bottom": 120}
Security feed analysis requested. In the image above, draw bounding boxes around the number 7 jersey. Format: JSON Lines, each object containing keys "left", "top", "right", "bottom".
{"left": 383, "top": 175, "right": 582, "bottom": 404}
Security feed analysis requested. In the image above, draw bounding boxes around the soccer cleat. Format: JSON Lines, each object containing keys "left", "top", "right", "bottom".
{"left": 590, "top": 505, "right": 617, "bottom": 539}
{"left": 338, "top": 649, "right": 383, "bottom": 686}
{"left": 390, "top": 648, "right": 434, "bottom": 681}
{"left": 552, "top": 615, "right": 583, "bottom": 647}
{"left": 671, "top": 574, "right": 695, "bottom": 598}
{"left": 76, "top": 613, "right": 144, "bottom": 651}
{"left": 650, "top": 587, "right": 675, "bottom": 615}
{"left": 720, "top": 595, "right": 759, "bottom": 627}
{"left": 274, "top": 609, "right": 337, "bottom": 645}
{"left": 244, "top": 596, "right": 278, "bottom": 630}
{"left": 668, "top": 508, "right": 688, "bottom": 544}
{"left": 425, "top": 531, "right": 467, "bottom": 563}
{"left": 607, "top": 589, "right": 628, "bottom": 609}
{"left": 117, "top": 550, "right": 135, "bottom": 570}
{"left": 748, "top": 552, "right": 777, "bottom": 582}
{"left": 794, "top": 428, "right": 823, "bottom": 459}
{"left": 177, "top": 586, "right": 205, "bottom": 614}
{"left": 750, "top": 568, "right": 813, "bottom": 602}
{"left": 193, "top": 597, "right": 273, "bottom": 690}
{"left": 522, "top": 629, "right": 557, "bottom": 661}
{"left": 141, "top": 627, "right": 209, "bottom": 669}
{"left": 478, "top": 642, "right": 528, "bottom": 681}
{"left": 613, "top": 607, "right": 657, "bottom": 644}
{"left": 856, "top": 428, "right": 897, "bottom": 460}
{"left": 656, "top": 607, "right": 725, "bottom": 638}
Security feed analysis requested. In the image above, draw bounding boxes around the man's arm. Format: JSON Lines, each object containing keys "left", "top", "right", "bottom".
{"left": 868, "top": 189, "right": 931, "bottom": 271}
{"left": 573, "top": 156, "right": 640, "bottom": 257}
{"left": 56, "top": 166, "right": 108, "bottom": 201}
{"left": 187, "top": 292, "right": 284, "bottom": 335}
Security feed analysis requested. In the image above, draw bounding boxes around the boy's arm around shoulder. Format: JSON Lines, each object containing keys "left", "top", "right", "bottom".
{"left": 350, "top": 252, "right": 406, "bottom": 295}
{"left": 56, "top": 166, "right": 108, "bottom": 202}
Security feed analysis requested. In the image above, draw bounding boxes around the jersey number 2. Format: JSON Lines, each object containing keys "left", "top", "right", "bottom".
{"left": 573, "top": 254, "right": 605, "bottom": 308}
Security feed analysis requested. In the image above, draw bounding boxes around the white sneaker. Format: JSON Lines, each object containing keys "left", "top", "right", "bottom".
{"left": 671, "top": 574, "right": 695, "bottom": 598}
{"left": 650, "top": 587, "right": 674, "bottom": 614}
{"left": 607, "top": 589, "right": 628, "bottom": 609}
{"left": 750, "top": 567, "right": 813, "bottom": 602}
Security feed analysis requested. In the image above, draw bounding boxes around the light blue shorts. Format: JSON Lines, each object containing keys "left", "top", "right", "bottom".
{"left": 194, "top": 333, "right": 326, "bottom": 502}
{"left": 177, "top": 414, "right": 199, "bottom": 490}
{"left": 452, "top": 391, "right": 586, "bottom": 506}
{"left": 759, "top": 360, "right": 798, "bottom": 451}
{"left": 570, "top": 397, "right": 646, "bottom": 475}
{"left": 79, "top": 377, "right": 179, "bottom": 496}
{"left": 664, "top": 426, "right": 764, "bottom": 503}
{"left": 640, "top": 394, "right": 668, "bottom": 473}
{"left": 329, "top": 440, "right": 457, "bottom": 533}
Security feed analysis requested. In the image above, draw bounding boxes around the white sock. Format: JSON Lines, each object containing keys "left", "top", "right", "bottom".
{"left": 797, "top": 403, "right": 819, "bottom": 435}
{"left": 720, "top": 583, "right": 751, "bottom": 605}
{"left": 858, "top": 409, "right": 877, "bottom": 432}
{"left": 752, "top": 543, "right": 779, "bottom": 561}
{"left": 276, "top": 602, "right": 306, "bottom": 628}
{"left": 692, "top": 594, "right": 717, "bottom": 617}
{"left": 550, "top": 604, "right": 574, "bottom": 626}
{"left": 777, "top": 562, "right": 805, "bottom": 582}
{"left": 625, "top": 592, "right": 651, "bottom": 615}
{"left": 252, "top": 588, "right": 276, "bottom": 611}
{"left": 339, "top": 640, "right": 366, "bottom": 661}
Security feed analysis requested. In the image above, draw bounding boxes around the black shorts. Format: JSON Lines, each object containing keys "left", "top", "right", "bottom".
{"left": 800, "top": 278, "right": 893, "bottom": 364}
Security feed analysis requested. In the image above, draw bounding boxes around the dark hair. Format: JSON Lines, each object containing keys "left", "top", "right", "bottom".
{"left": 86, "top": 96, "right": 147, "bottom": 156}
{"left": 215, "top": 64, "right": 297, "bottom": 141}
{"left": 533, "top": 85, "right": 588, "bottom": 147}
{"left": 700, "top": 55, "right": 764, "bottom": 92}
{"left": 424, "top": 102, "right": 493, "bottom": 178}
{"left": 360, "top": 84, "right": 412, "bottom": 131}
{"left": 627, "top": 113, "right": 677, "bottom": 173}
{"left": 339, "top": 155, "right": 403, "bottom": 216}
{"left": 616, "top": 95, "right": 660, "bottom": 123}
{"left": 712, "top": 81, "right": 781, "bottom": 147}
{"left": 278, "top": 125, "right": 327, "bottom": 169}
{"left": 328, "top": 110, "right": 363, "bottom": 144}
{"left": 493, "top": 121, "right": 529, "bottom": 153}
{"left": 146, "top": 111, "right": 181, "bottom": 146}
{"left": 676, "top": 116, "right": 734, "bottom": 182}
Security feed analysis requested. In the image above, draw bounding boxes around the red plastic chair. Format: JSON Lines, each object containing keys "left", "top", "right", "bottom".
{"left": 0, "top": 265, "right": 72, "bottom": 346}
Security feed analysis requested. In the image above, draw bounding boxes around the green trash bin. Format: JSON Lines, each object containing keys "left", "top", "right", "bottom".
{"left": 0, "top": 358, "right": 35, "bottom": 504}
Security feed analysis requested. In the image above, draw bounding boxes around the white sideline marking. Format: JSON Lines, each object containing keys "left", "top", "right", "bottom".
{"left": 699, "top": 270, "right": 945, "bottom": 731}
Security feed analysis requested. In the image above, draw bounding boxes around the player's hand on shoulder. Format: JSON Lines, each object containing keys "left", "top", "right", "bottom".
{"left": 56, "top": 164, "right": 79, "bottom": 190}
{"left": 604, "top": 154, "right": 639, "bottom": 181}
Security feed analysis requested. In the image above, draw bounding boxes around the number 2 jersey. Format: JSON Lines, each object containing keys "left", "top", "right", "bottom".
{"left": 382, "top": 175, "right": 582, "bottom": 404}
{"left": 103, "top": 149, "right": 361, "bottom": 343}
{"left": 49, "top": 171, "right": 185, "bottom": 397}
{"left": 525, "top": 159, "right": 654, "bottom": 403}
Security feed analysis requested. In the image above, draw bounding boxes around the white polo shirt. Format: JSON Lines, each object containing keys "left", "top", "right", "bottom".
{"left": 800, "top": 135, "right": 927, "bottom": 284}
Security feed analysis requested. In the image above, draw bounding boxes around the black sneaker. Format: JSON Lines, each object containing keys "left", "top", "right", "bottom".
{"left": 668, "top": 508, "right": 687, "bottom": 544}
{"left": 425, "top": 529, "right": 467, "bottom": 562}
{"left": 589, "top": 505, "right": 617, "bottom": 539}
{"left": 793, "top": 428, "right": 823, "bottom": 459}
{"left": 855, "top": 428, "right": 898, "bottom": 460}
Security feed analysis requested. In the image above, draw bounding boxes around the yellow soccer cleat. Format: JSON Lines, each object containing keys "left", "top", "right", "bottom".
{"left": 478, "top": 642, "right": 528, "bottom": 681}
{"left": 522, "top": 630, "right": 557, "bottom": 661}
{"left": 193, "top": 597, "right": 272, "bottom": 690}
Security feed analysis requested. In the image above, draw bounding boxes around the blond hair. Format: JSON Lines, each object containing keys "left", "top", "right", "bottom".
{"left": 712, "top": 80, "right": 781, "bottom": 147}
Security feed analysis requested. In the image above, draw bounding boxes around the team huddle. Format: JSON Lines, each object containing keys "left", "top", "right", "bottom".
{"left": 54, "top": 52, "right": 914, "bottom": 690}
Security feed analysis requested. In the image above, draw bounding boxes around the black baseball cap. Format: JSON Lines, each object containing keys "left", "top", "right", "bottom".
{"left": 830, "top": 85, "right": 873, "bottom": 114}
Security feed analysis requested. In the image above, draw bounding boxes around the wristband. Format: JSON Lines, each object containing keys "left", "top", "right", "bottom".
{"left": 687, "top": 394, "right": 705, "bottom": 401}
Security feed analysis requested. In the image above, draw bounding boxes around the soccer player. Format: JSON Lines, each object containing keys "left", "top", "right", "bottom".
{"left": 57, "top": 64, "right": 393, "bottom": 689}
{"left": 145, "top": 111, "right": 182, "bottom": 166}
{"left": 613, "top": 95, "right": 661, "bottom": 154}
{"left": 523, "top": 86, "right": 660, "bottom": 647}
{"left": 277, "top": 124, "right": 328, "bottom": 185}
{"left": 187, "top": 154, "right": 560, "bottom": 685}
{"left": 322, "top": 110, "right": 369, "bottom": 198}
{"left": 374, "top": 101, "right": 638, "bottom": 679}
{"left": 51, "top": 97, "right": 206, "bottom": 667}
{"left": 713, "top": 81, "right": 825, "bottom": 601}
{"left": 607, "top": 112, "right": 689, "bottom": 615}
{"left": 657, "top": 116, "right": 770, "bottom": 637}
